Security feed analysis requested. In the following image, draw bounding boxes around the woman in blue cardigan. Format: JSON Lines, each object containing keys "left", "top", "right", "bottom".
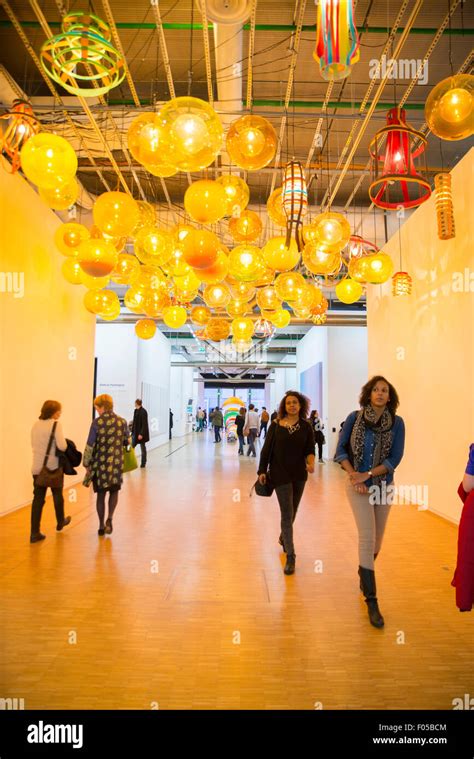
{"left": 335, "top": 376, "right": 405, "bottom": 629}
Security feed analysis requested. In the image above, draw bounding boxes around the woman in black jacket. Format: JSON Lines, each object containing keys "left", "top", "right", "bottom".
{"left": 258, "top": 391, "right": 315, "bottom": 575}
{"left": 132, "top": 399, "right": 150, "bottom": 468}
{"left": 234, "top": 407, "right": 246, "bottom": 455}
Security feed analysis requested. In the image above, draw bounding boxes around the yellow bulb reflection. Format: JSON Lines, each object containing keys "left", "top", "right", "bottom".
{"left": 240, "top": 127, "right": 266, "bottom": 157}
{"left": 438, "top": 88, "right": 472, "bottom": 124}
{"left": 172, "top": 113, "right": 208, "bottom": 155}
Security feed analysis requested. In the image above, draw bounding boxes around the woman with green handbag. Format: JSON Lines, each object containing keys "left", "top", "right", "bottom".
{"left": 83, "top": 394, "right": 130, "bottom": 537}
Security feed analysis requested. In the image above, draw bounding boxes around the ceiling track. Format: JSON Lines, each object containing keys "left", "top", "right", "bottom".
{"left": 151, "top": 0, "right": 176, "bottom": 99}
{"left": 199, "top": 0, "right": 214, "bottom": 105}
{"left": 246, "top": 0, "right": 258, "bottom": 110}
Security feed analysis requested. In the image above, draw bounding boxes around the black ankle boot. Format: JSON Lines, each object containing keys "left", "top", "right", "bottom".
{"left": 360, "top": 553, "right": 379, "bottom": 592}
{"left": 358, "top": 566, "right": 384, "bottom": 628}
{"left": 278, "top": 535, "right": 286, "bottom": 552}
{"left": 284, "top": 554, "right": 295, "bottom": 575}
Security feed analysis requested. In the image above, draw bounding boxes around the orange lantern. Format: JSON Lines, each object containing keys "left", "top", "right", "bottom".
{"left": 392, "top": 271, "right": 412, "bottom": 296}
{"left": 196, "top": 248, "right": 229, "bottom": 284}
{"left": 0, "top": 99, "right": 40, "bottom": 172}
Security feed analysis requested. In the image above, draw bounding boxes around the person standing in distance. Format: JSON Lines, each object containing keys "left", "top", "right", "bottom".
{"left": 259, "top": 407, "right": 270, "bottom": 439}
{"left": 245, "top": 404, "right": 259, "bottom": 457}
{"left": 132, "top": 399, "right": 150, "bottom": 468}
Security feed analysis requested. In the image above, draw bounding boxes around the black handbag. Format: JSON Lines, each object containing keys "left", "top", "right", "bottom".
{"left": 35, "top": 422, "right": 64, "bottom": 488}
{"left": 250, "top": 425, "right": 276, "bottom": 497}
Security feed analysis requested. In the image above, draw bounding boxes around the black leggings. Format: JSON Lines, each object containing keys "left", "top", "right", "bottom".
{"left": 96, "top": 490, "right": 119, "bottom": 527}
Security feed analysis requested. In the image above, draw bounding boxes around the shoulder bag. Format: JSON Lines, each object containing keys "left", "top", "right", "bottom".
{"left": 35, "top": 422, "right": 64, "bottom": 488}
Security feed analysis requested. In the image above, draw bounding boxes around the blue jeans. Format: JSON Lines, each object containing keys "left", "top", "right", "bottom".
{"left": 237, "top": 433, "right": 245, "bottom": 453}
{"left": 214, "top": 425, "right": 222, "bottom": 442}
{"left": 275, "top": 480, "right": 306, "bottom": 556}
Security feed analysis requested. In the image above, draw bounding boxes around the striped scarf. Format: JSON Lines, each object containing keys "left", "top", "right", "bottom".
{"left": 350, "top": 405, "right": 393, "bottom": 485}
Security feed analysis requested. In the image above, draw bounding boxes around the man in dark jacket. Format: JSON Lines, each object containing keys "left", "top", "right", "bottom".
{"left": 132, "top": 399, "right": 150, "bottom": 468}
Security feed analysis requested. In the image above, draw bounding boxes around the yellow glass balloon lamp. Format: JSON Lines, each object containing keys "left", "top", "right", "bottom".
{"left": 267, "top": 187, "right": 287, "bottom": 227}
{"left": 274, "top": 271, "right": 306, "bottom": 302}
{"left": 425, "top": 74, "right": 474, "bottom": 141}
{"left": 197, "top": 249, "right": 229, "bottom": 284}
{"left": 143, "top": 290, "right": 171, "bottom": 318}
{"left": 83, "top": 288, "right": 118, "bottom": 315}
{"left": 134, "top": 226, "right": 173, "bottom": 266}
{"left": 184, "top": 179, "right": 227, "bottom": 224}
{"left": 205, "top": 318, "right": 231, "bottom": 341}
{"left": 256, "top": 285, "right": 282, "bottom": 312}
{"left": 93, "top": 191, "right": 140, "bottom": 238}
{"left": 124, "top": 286, "right": 147, "bottom": 314}
{"left": 127, "top": 113, "right": 171, "bottom": 166}
{"left": 61, "top": 257, "right": 83, "bottom": 284}
{"left": 130, "top": 264, "right": 166, "bottom": 292}
{"left": 39, "top": 179, "right": 78, "bottom": 210}
{"left": 175, "top": 289, "right": 198, "bottom": 306}
{"left": 259, "top": 309, "right": 278, "bottom": 322}
{"left": 182, "top": 229, "right": 220, "bottom": 270}
{"left": 226, "top": 299, "right": 249, "bottom": 318}
{"left": 110, "top": 253, "right": 140, "bottom": 285}
{"left": 173, "top": 269, "right": 201, "bottom": 292}
{"left": 226, "top": 115, "right": 277, "bottom": 171}
{"left": 270, "top": 308, "right": 291, "bottom": 328}
{"left": 163, "top": 305, "right": 187, "bottom": 329}
{"left": 158, "top": 96, "right": 223, "bottom": 172}
{"left": 54, "top": 222, "right": 90, "bottom": 257}
{"left": 89, "top": 225, "right": 125, "bottom": 252}
{"left": 228, "top": 280, "right": 256, "bottom": 301}
{"left": 302, "top": 223, "right": 319, "bottom": 245}
{"left": 348, "top": 255, "right": 370, "bottom": 283}
{"left": 191, "top": 305, "right": 211, "bottom": 326}
{"left": 293, "top": 282, "right": 323, "bottom": 310}
{"left": 263, "top": 236, "right": 299, "bottom": 272}
{"left": 97, "top": 290, "right": 120, "bottom": 319}
{"left": 292, "top": 306, "right": 311, "bottom": 319}
{"left": 228, "top": 244, "right": 264, "bottom": 282}
{"left": 80, "top": 270, "right": 110, "bottom": 290}
{"left": 203, "top": 283, "right": 232, "bottom": 309}
{"left": 216, "top": 175, "right": 250, "bottom": 216}
{"left": 135, "top": 318, "right": 157, "bottom": 339}
{"left": 78, "top": 238, "right": 118, "bottom": 277}
{"left": 229, "top": 210, "right": 262, "bottom": 243}
{"left": 303, "top": 243, "right": 342, "bottom": 276}
{"left": 335, "top": 278, "right": 363, "bottom": 304}
{"left": 310, "top": 211, "right": 351, "bottom": 252}
{"left": 20, "top": 132, "right": 77, "bottom": 188}
{"left": 231, "top": 317, "right": 254, "bottom": 341}
{"left": 132, "top": 200, "right": 156, "bottom": 234}
{"left": 363, "top": 252, "right": 394, "bottom": 284}
{"left": 100, "top": 300, "right": 121, "bottom": 321}
{"left": 253, "top": 267, "right": 275, "bottom": 287}
{"left": 144, "top": 160, "right": 177, "bottom": 178}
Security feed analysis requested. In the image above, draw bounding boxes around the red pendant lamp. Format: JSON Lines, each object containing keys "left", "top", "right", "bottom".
{"left": 369, "top": 107, "right": 431, "bottom": 210}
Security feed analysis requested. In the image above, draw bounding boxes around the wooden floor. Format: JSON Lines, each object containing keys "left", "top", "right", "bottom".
{"left": 1, "top": 431, "right": 473, "bottom": 711}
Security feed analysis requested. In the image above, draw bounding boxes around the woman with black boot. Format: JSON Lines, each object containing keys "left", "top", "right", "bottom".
{"left": 335, "top": 376, "right": 405, "bottom": 628}
{"left": 257, "top": 391, "right": 315, "bottom": 575}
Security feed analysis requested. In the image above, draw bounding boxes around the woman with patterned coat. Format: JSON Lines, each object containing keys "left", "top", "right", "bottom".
{"left": 83, "top": 394, "right": 129, "bottom": 536}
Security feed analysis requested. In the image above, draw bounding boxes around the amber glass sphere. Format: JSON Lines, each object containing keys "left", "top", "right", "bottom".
{"left": 83, "top": 288, "right": 119, "bottom": 316}
{"left": 292, "top": 306, "right": 311, "bottom": 319}
{"left": 231, "top": 317, "right": 254, "bottom": 340}
{"left": 133, "top": 200, "right": 156, "bottom": 234}
{"left": 203, "top": 282, "right": 232, "bottom": 309}
{"left": 216, "top": 175, "right": 250, "bottom": 216}
{"left": 184, "top": 179, "right": 227, "bottom": 224}
{"left": 134, "top": 226, "right": 173, "bottom": 266}
{"left": 228, "top": 280, "right": 256, "bottom": 301}
{"left": 303, "top": 243, "right": 342, "bottom": 276}
{"left": 173, "top": 269, "right": 202, "bottom": 292}
{"left": 256, "top": 285, "right": 282, "bottom": 312}
{"left": 77, "top": 238, "right": 118, "bottom": 277}
{"left": 293, "top": 282, "right": 323, "bottom": 310}
{"left": 274, "top": 271, "right": 306, "bottom": 302}
{"left": 124, "top": 286, "right": 146, "bottom": 313}
{"left": 20, "top": 132, "right": 77, "bottom": 188}
{"left": 228, "top": 244, "right": 264, "bottom": 282}
{"left": 363, "top": 252, "right": 394, "bottom": 284}
{"left": 55, "top": 222, "right": 90, "bottom": 257}
{"left": 127, "top": 113, "right": 171, "bottom": 166}
{"left": 157, "top": 96, "right": 223, "bottom": 172}
{"left": 182, "top": 229, "right": 220, "bottom": 269}
{"left": 425, "top": 74, "right": 474, "bottom": 141}
{"left": 61, "top": 257, "right": 83, "bottom": 284}
{"left": 135, "top": 318, "right": 157, "bottom": 339}
{"left": 162, "top": 305, "right": 187, "bottom": 329}
{"left": 226, "top": 115, "right": 277, "bottom": 170}
{"left": 191, "top": 305, "right": 212, "bottom": 326}
{"left": 263, "top": 236, "right": 299, "bottom": 271}
{"left": 197, "top": 249, "right": 229, "bottom": 284}
{"left": 130, "top": 264, "right": 167, "bottom": 291}
{"left": 335, "top": 278, "right": 363, "bottom": 304}
{"left": 229, "top": 210, "right": 263, "bottom": 243}
{"left": 110, "top": 253, "right": 140, "bottom": 285}
{"left": 254, "top": 267, "right": 275, "bottom": 287}
{"left": 93, "top": 191, "right": 140, "bottom": 237}
{"left": 267, "top": 187, "right": 287, "bottom": 226}
{"left": 80, "top": 270, "right": 110, "bottom": 290}
{"left": 205, "top": 317, "right": 231, "bottom": 341}
{"left": 270, "top": 308, "right": 291, "bottom": 328}
{"left": 309, "top": 212, "right": 351, "bottom": 252}
{"left": 226, "top": 299, "right": 249, "bottom": 317}
{"left": 39, "top": 179, "right": 78, "bottom": 210}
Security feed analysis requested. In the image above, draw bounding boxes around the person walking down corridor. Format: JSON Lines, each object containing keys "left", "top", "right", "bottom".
{"left": 212, "top": 407, "right": 223, "bottom": 442}
{"left": 196, "top": 407, "right": 205, "bottom": 432}
{"left": 132, "top": 399, "right": 149, "bottom": 468}
{"left": 245, "top": 404, "right": 259, "bottom": 457}
{"left": 257, "top": 391, "right": 315, "bottom": 575}
{"left": 335, "top": 376, "right": 405, "bottom": 629}
{"left": 310, "top": 409, "right": 325, "bottom": 462}
{"left": 235, "top": 407, "right": 246, "bottom": 455}
{"left": 259, "top": 407, "right": 270, "bottom": 438}
{"left": 30, "top": 400, "right": 71, "bottom": 543}
{"left": 84, "top": 394, "right": 129, "bottom": 537}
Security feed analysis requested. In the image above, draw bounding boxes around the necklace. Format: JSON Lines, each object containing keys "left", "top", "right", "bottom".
{"left": 282, "top": 418, "right": 300, "bottom": 435}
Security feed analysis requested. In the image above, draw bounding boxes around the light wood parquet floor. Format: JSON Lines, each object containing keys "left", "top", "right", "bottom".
{"left": 1, "top": 431, "right": 472, "bottom": 710}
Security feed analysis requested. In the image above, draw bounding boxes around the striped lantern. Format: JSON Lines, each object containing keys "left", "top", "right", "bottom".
{"left": 282, "top": 160, "right": 308, "bottom": 251}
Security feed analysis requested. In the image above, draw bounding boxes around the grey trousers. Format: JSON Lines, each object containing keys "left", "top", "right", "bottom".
{"left": 345, "top": 481, "right": 391, "bottom": 570}
{"left": 275, "top": 480, "right": 306, "bottom": 556}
